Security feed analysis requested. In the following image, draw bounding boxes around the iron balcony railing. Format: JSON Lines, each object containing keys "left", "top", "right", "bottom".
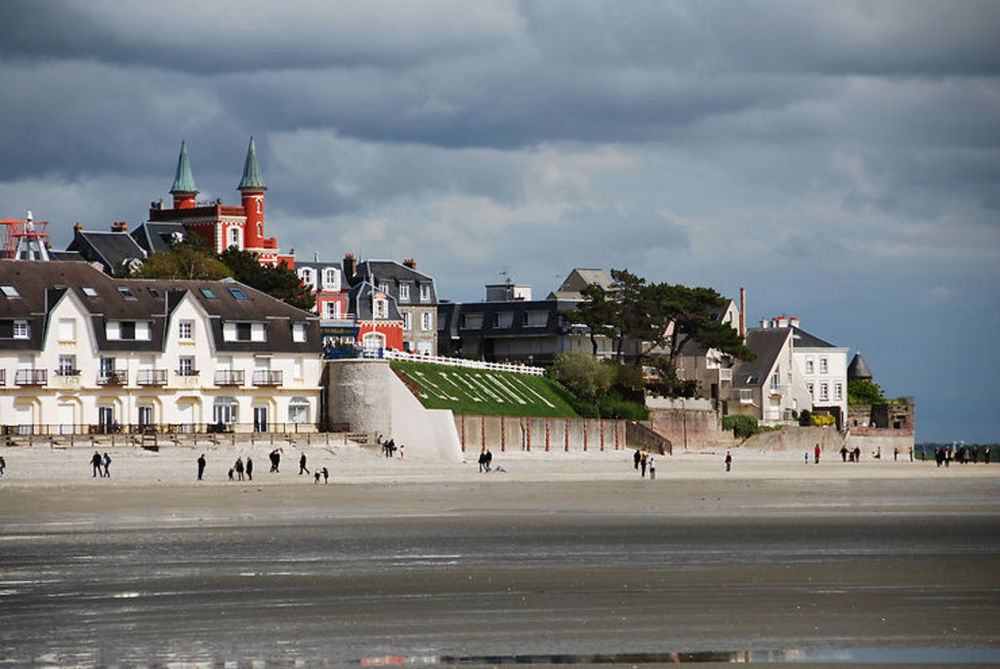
{"left": 98, "top": 371, "right": 128, "bottom": 386}
{"left": 136, "top": 369, "right": 168, "bottom": 386}
{"left": 252, "top": 370, "right": 283, "bottom": 386}
{"left": 215, "top": 370, "right": 245, "bottom": 386}
{"left": 15, "top": 369, "right": 47, "bottom": 386}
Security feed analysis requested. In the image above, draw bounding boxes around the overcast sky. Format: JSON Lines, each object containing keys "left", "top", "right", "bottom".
{"left": 1, "top": 1, "right": 997, "bottom": 442}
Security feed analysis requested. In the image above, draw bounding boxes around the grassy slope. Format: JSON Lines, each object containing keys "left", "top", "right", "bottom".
{"left": 390, "top": 361, "right": 580, "bottom": 418}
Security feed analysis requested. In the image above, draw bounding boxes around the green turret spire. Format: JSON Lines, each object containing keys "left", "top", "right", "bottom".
{"left": 238, "top": 136, "right": 267, "bottom": 191}
{"left": 170, "top": 140, "right": 199, "bottom": 194}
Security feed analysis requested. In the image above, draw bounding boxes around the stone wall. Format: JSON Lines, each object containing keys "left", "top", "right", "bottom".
{"left": 453, "top": 415, "right": 628, "bottom": 454}
{"left": 648, "top": 407, "right": 737, "bottom": 450}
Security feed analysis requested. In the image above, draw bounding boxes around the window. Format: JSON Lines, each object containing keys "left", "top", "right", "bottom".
{"left": 323, "top": 301, "right": 341, "bottom": 319}
{"left": 524, "top": 311, "right": 548, "bottom": 327}
{"left": 806, "top": 382, "right": 815, "bottom": 399}
{"left": 399, "top": 284, "right": 410, "bottom": 302}
{"left": 213, "top": 397, "right": 238, "bottom": 424}
{"left": 257, "top": 222, "right": 263, "bottom": 236}
{"left": 299, "top": 268, "right": 314, "bottom": 289}
{"left": 120, "top": 321, "right": 136, "bottom": 340}
{"left": 256, "top": 200, "right": 262, "bottom": 215}
{"left": 179, "top": 320, "right": 194, "bottom": 341}
{"left": 323, "top": 268, "right": 339, "bottom": 290}
{"left": 228, "top": 288, "right": 248, "bottom": 301}
{"left": 421, "top": 312, "right": 432, "bottom": 331}
{"left": 834, "top": 383, "right": 843, "bottom": 401}
{"left": 106, "top": 320, "right": 150, "bottom": 341}
{"left": 374, "top": 298, "right": 388, "bottom": 319}
{"left": 1, "top": 285, "right": 20, "bottom": 298}
{"left": 237, "top": 323, "right": 252, "bottom": 341}
{"left": 294, "top": 358, "right": 303, "bottom": 379}
{"left": 805, "top": 358, "right": 814, "bottom": 374}
{"left": 138, "top": 405, "right": 153, "bottom": 428}
{"left": 420, "top": 284, "right": 431, "bottom": 302}
{"left": 378, "top": 281, "right": 390, "bottom": 294}
{"left": 116, "top": 286, "right": 136, "bottom": 300}
{"left": 223, "top": 322, "right": 265, "bottom": 342}
{"left": 293, "top": 323, "right": 307, "bottom": 343}
{"left": 100, "top": 357, "right": 115, "bottom": 376}
{"left": 461, "top": 313, "right": 483, "bottom": 329}
{"left": 58, "top": 355, "right": 77, "bottom": 376}
{"left": 820, "top": 358, "right": 828, "bottom": 374}
{"left": 402, "top": 312, "right": 412, "bottom": 330}
{"left": 288, "top": 397, "right": 310, "bottom": 424}
{"left": 200, "top": 288, "right": 217, "bottom": 299}
{"left": 82, "top": 287, "right": 98, "bottom": 298}
{"left": 820, "top": 383, "right": 829, "bottom": 401}
{"left": 13, "top": 320, "right": 30, "bottom": 339}
{"left": 770, "top": 370, "right": 780, "bottom": 390}
{"left": 228, "top": 226, "right": 242, "bottom": 249}
{"left": 178, "top": 356, "right": 197, "bottom": 376}
{"left": 494, "top": 312, "right": 513, "bottom": 328}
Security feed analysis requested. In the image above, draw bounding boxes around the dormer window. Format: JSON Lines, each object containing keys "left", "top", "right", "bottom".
{"left": 399, "top": 284, "right": 410, "bottom": 302}
{"left": 323, "top": 268, "right": 339, "bottom": 290}
{"left": 299, "top": 268, "right": 314, "bottom": 289}
{"left": 419, "top": 284, "right": 431, "bottom": 302}
{"left": 378, "top": 281, "right": 390, "bottom": 294}
{"left": 82, "top": 287, "right": 98, "bottom": 298}
{"left": 373, "top": 297, "right": 388, "bottom": 319}
{"left": 1, "top": 285, "right": 20, "bottom": 298}
{"left": 116, "top": 286, "right": 136, "bottom": 300}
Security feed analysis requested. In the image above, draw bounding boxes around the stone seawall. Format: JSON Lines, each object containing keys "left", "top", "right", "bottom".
{"left": 453, "top": 415, "right": 628, "bottom": 454}
{"left": 648, "top": 407, "right": 739, "bottom": 450}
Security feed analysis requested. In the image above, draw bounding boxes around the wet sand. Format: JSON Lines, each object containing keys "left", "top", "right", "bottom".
{"left": 1, "top": 445, "right": 998, "bottom": 666}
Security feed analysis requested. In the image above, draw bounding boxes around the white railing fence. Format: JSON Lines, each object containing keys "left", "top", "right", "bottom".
{"left": 380, "top": 349, "right": 546, "bottom": 376}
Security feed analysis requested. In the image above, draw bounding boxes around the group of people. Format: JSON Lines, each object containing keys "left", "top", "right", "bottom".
{"left": 227, "top": 456, "right": 253, "bottom": 481}
{"left": 90, "top": 451, "right": 111, "bottom": 477}
{"left": 193, "top": 450, "right": 330, "bottom": 483}
{"left": 377, "top": 435, "right": 402, "bottom": 458}
{"left": 632, "top": 448, "right": 656, "bottom": 478}
{"left": 478, "top": 449, "right": 493, "bottom": 472}
{"left": 932, "top": 444, "right": 990, "bottom": 467}
{"left": 838, "top": 446, "right": 864, "bottom": 462}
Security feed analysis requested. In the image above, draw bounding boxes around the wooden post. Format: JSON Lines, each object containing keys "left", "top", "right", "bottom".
{"left": 501, "top": 416, "right": 505, "bottom": 452}
{"left": 545, "top": 420, "right": 550, "bottom": 452}
{"left": 565, "top": 419, "right": 569, "bottom": 452}
{"left": 524, "top": 417, "right": 530, "bottom": 452}
{"left": 460, "top": 415, "right": 466, "bottom": 452}
{"left": 599, "top": 418, "right": 604, "bottom": 451}
{"left": 481, "top": 415, "right": 486, "bottom": 452}
{"left": 583, "top": 419, "right": 588, "bottom": 452}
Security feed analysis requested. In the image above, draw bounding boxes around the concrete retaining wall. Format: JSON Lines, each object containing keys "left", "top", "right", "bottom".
{"left": 846, "top": 426, "right": 915, "bottom": 455}
{"left": 454, "top": 415, "right": 628, "bottom": 454}
{"left": 648, "top": 407, "right": 737, "bottom": 450}
{"left": 325, "top": 359, "right": 462, "bottom": 462}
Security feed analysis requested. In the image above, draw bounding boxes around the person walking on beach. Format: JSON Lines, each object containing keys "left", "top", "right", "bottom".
{"left": 0, "top": 455, "right": 5, "bottom": 476}
{"left": 102, "top": 453, "right": 111, "bottom": 478}
{"left": 269, "top": 449, "right": 281, "bottom": 473}
{"left": 299, "top": 452, "right": 309, "bottom": 475}
{"left": 854, "top": 446, "right": 861, "bottom": 462}
{"left": 322, "top": 467, "right": 329, "bottom": 484}
{"left": 985, "top": 445, "right": 991, "bottom": 465}
{"left": 640, "top": 450, "right": 648, "bottom": 478}
{"left": 234, "top": 457, "right": 245, "bottom": 481}
{"left": 814, "top": 444, "right": 821, "bottom": 465}
{"left": 649, "top": 455, "right": 656, "bottom": 480}
{"left": 91, "top": 451, "right": 103, "bottom": 477}
{"left": 485, "top": 449, "right": 493, "bottom": 472}
{"left": 246, "top": 457, "right": 253, "bottom": 481}
{"left": 840, "top": 446, "right": 848, "bottom": 462}
{"left": 725, "top": 451, "right": 732, "bottom": 472}
{"left": 634, "top": 449, "right": 641, "bottom": 471}
{"left": 197, "top": 453, "right": 206, "bottom": 480}
{"left": 478, "top": 450, "right": 487, "bottom": 473}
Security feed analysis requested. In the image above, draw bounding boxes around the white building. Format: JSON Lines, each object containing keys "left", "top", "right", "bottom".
{"left": 785, "top": 317, "right": 849, "bottom": 428}
{"left": 0, "top": 261, "right": 322, "bottom": 435}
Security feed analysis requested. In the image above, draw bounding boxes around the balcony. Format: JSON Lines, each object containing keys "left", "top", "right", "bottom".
{"left": 252, "top": 370, "right": 283, "bottom": 386}
{"left": 136, "top": 369, "right": 168, "bottom": 386}
{"left": 15, "top": 369, "right": 47, "bottom": 386}
{"left": 0, "top": 369, "right": 5, "bottom": 386}
{"left": 215, "top": 370, "right": 245, "bottom": 386}
{"left": 98, "top": 371, "right": 128, "bottom": 386}
{"left": 176, "top": 368, "right": 200, "bottom": 378}
{"left": 55, "top": 368, "right": 81, "bottom": 377}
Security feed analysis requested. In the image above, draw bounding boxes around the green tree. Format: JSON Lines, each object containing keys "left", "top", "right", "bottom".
{"left": 848, "top": 379, "right": 886, "bottom": 405}
{"left": 649, "top": 283, "right": 755, "bottom": 366}
{"left": 131, "top": 238, "right": 232, "bottom": 281}
{"left": 551, "top": 352, "right": 612, "bottom": 400}
{"left": 219, "top": 248, "right": 315, "bottom": 311}
{"left": 567, "top": 283, "right": 619, "bottom": 357}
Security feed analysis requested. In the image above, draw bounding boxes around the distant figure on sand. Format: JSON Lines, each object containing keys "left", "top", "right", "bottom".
{"left": 725, "top": 451, "right": 732, "bottom": 472}
{"left": 102, "top": 453, "right": 111, "bottom": 477}
{"left": 299, "top": 452, "right": 309, "bottom": 475}
{"left": 322, "top": 467, "right": 329, "bottom": 483}
{"left": 0, "top": 455, "right": 5, "bottom": 476}
{"left": 814, "top": 444, "right": 821, "bottom": 464}
{"left": 234, "top": 457, "right": 245, "bottom": 481}
{"left": 634, "top": 449, "right": 641, "bottom": 470}
{"left": 269, "top": 449, "right": 281, "bottom": 473}
{"left": 649, "top": 456, "right": 656, "bottom": 480}
{"left": 197, "top": 454, "right": 206, "bottom": 480}
{"left": 246, "top": 457, "right": 253, "bottom": 481}
{"left": 314, "top": 471, "right": 320, "bottom": 483}
{"left": 840, "top": 446, "right": 848, "bottom": 462}
{"left": 91, "top": 451, "right": 103, "bottom": 477}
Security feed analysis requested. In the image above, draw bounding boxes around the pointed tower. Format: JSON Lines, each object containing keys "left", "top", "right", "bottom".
{"left": 239, "top": 136, "right": 268, "bottom": 250}
{"left": 170, "top": 141, "right": 199, "bottom": 209}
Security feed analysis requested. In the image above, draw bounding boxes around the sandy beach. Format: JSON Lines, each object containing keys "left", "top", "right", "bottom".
{"left": 2, "top": 442, "right": 998, "bottom": 666}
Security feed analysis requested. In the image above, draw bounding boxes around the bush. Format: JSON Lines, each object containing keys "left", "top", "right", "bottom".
{"left": 722, "top": 414, "right": 760, "bottom": 439}
{"left": 551, "top": 352, "right": 612, "bottom": 400}
{"left": 811, "top": 414, "right": 836, "bottom": 426}
{"left": 798, "top": 409, "right": 812, "bottom": 426}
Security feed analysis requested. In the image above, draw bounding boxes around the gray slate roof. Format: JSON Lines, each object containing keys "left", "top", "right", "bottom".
{"left": 131, "top": 222, "right": 188, "bottom": 254}
{"left": 354, "top": 260, "right": 437, "bottom": 304}
{"left": 848, "top": 352, "right": 873, "bottom": 380}
{"left": 66, "top": 231, "right": 147, "bottom": 277}
{"left": 730, "top": 328, "right": 790, "bottom": 387}
{"left": 791, "top": 326, "right": 838, "bottom": 349}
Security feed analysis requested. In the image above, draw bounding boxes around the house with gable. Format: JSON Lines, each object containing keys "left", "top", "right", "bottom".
{"left": 724, "top": 324, "right": 812, "bottom": 424}
{"left": 346, "top": 256, "right": 438, "bottom": 355}
{"left": 0, "top": 260, "right": 321, "bottom": 435}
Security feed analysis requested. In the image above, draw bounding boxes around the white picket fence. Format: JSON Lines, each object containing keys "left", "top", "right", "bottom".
{"left": 380, "top": 349, "right": 546, "bottom": 376}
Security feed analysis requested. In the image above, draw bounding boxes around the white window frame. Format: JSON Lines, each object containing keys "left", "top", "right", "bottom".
{"left": 288, "top": 397, "right": 310, "bottom": 424}
{"left": 421, "top": 312, "right": 432, "bottom": 331}
{"left": 399, "top": 284, "right": 410, "bottom": 302}
{"left": 179, "top": 320, "right": 194, "bottom": 342}
{"left": 820, "top": 357, "right": 828, "bottom": 374}
{"left": 806, "top": 382, "right": 814, "bottom": 399}
{"left": 178, "top": 356, "right": 196, "bottom": 376}
{"left": 805, "top": 358, "right": 814, "bottom": 374}
{"left": 213, "top": 397, "right": 238, "bottom": 424}
{"left": 834, "top": 383, "right": 843, "bottom": 401}
{"left": 58, "top": 318, "right": 76, "bottom": 341}
{"left": 293, "top": 323, "right": 307, "bottom": 343}
{"left": 373, "top": 298, "right": 388, "bottom": 319}
{"left": 819, "top": 383, "right": 829, "bottom": 402}
{"left": 402, "top": 313, "right": 412, "bottom": 330}
{"left": 228, "top": 226, "right": 242, "bottom": 250}
{"left": 323, "top": 268, "right": 338, "bottom": 290}
{"left": 419, "top": 284, "right": 431, "bottom": 302}
{"left": 13, "top": 320, "right": 29, "bottom": 339}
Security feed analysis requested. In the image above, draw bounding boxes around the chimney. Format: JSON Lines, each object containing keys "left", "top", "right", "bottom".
{"left": 760, "top": 318, "right": 769, "bottom": 329}
{"left": 777, "top": 316, "right": 788, "bottom": 328}
{"left": 343, "top": 253, "right": 356, "bottom": 280}
{"left": 403, "top": 258, "right": 416, "bottom": 270}
{"left": 739, "top": 287, "right": 746, "bottom": 340}
{"left": 789, "top": 316, "right": 799, "bottom": 329}
{"left": 73, "top": 222, "right": 83, "bottom": 239}
{"left": 112, "top": 221, "right": 128, "bottom": 232}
